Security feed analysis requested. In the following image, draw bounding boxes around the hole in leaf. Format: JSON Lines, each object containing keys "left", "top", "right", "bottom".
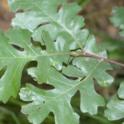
{"left": 31, "top": 37, "right": 47, "bottom": 50}
{"left": 42, "top": 112, "right": 55, "bottom": 124}
{"left": 40, "top": 83, "right": 55, "bottom": 90}
{"left": 29, "top": 81, "right": 55, "bottom": 90}
{"left": 31, "top": 38, "right": 42, "bottom": 47}
{"left": 21, "top": 61, "right": 54, "bottom": 90}
{"left": 62, "top": 73, "right": 78, "bottom": 80}
{"left": 40, "top": 45, "right": 46, "bottom": 50}
{"left": 11, "top": 44, "right": 24, "bottom": 51}
{"left": 21, "top": 61, "right": 38, "bottom": 86}
{"left": 36, "top": 21, "right": 50, "bottom": 29}
{"left": 71, "top": 91, "right": 80, "bottom": 113}
{"left": 0, "top": 66, "right": 7, "bottom": 78}
{"left": 25, "top": 60, "right": 38, "bottom": 69}
{"left": 71, "top": 49, "right": 81, "bottom": 52}
{"left": 80, "top": 76, "right": 86, "bottom": 81}
{"left": 62, "top": 62, "right": 68, "bottom": 67}
{"left": 57, "top": 4, "right": 62, "bottom": 12}
{"left": 16, "top": 10, "right": 24, "bottom": 13}
{"left": 93, "top": 79, "right": 116, "bottom": 98}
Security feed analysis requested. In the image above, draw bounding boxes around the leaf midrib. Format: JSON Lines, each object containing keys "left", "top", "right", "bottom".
{"left": 52, "top": 61, "right": 102, "bottom": 99}
{"left": 0, "top": 51, "right": 71, "bottom": 60}
{"left": 33, "top": 60, "right": 103, "bottom": 102}
{"left": 33, "top": 2, "right": 83, "bottom": 48}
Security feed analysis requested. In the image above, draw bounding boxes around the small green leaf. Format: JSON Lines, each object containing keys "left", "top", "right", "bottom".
{"left": 105, "top": 96, "right": 124, "bottom": 120}
{"left": 111, "top": 7, "right": 124, "bottom": 36}
{"left": 73, "top": 57, "right": 113, "bottom": 87}
{"left": 105, "top": 82, "right": 124, "bottom": 120}
{"left": 118, "top": 82, "right": 124, "bottom": 99}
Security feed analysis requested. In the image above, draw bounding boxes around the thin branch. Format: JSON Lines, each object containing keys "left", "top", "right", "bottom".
{"left": 71, "top": 51, "right": 124, "bottom": 68}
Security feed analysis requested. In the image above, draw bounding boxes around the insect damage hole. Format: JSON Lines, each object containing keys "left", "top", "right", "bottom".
{"left": 0, "top": 66, "right": 7, "bottom": 79}
{"left": 11, "top": 44, "right": 24, "bottom": 52}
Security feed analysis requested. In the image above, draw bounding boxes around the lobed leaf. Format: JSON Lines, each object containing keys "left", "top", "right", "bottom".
{"left": 0, "top": 30, "right": 30, "bottom": 102}
{"left": 105, "top": 82, "right": 124, "bottom": 120}
{"left": 0, "top": 0, "right": 114, "bottom": 123}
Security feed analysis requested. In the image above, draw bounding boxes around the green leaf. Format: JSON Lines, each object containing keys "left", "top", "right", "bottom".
{"left": 62, "top": 65, "right": 84, "bottom": 77}
{"left": 0, "top": 30, "right": 30, "bottom": 103}
{"left": 118, "top": 82, "right": 124, "bottom": 99}
{"left": 105, "top": 96, "right": 124, "bottom": 121}
{"left": 20, "top": 77, "right": 79, "bottom": 124}
{"left": 105, "top": 82, "right": 124, "bottom": 120}
{"left": 0, "top": 0, "right": 114, "bottom": 124}
{"left": 111, "top": 7, "right": 124, "bottom": 36}
{"left": 10, "top": 0, "right": 87, "bottom": 50}
{"left": 72, "top": 57, "right": 113, "bottom": 87}
{"left": 0, "top": 26, "right": 72, "bottom": 102}
{"left": 20, "top": 63, "right": 105, "bottom": 124}
{"left": 0, "top": 25, "right": 110, "bottom": 122}
{"left": 79, "top": 78, "right": 105, "bottom": 115}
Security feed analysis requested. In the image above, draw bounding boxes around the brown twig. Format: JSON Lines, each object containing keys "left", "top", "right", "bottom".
{"left": 71, "top": 51, "right": 124, "bottom": 68}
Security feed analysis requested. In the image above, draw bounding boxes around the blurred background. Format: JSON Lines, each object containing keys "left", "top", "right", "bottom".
{"left": 0, "top": 0, "right": 124, "bottom": 124}
{"left": 0, "top": 0, "right": 13, "bottom": 30}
